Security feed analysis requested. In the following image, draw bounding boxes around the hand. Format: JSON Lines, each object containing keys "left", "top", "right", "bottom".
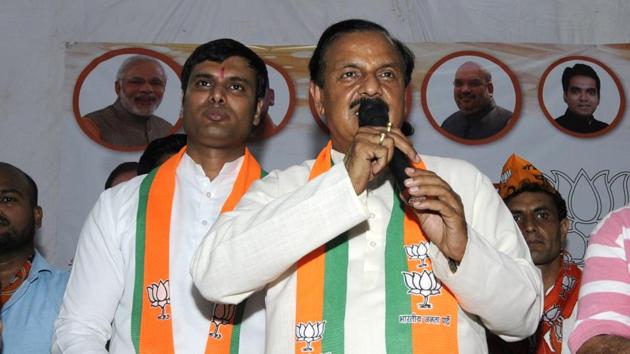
{"left": 403, "top": 168, "right": 468, "bottom": 262}
{"left": 344, "top": 127, "right": 418, "bottom": 195}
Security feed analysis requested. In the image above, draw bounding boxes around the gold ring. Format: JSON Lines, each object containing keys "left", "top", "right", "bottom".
{"left": 378, "top": 132, "right": 386, "bottom": 145}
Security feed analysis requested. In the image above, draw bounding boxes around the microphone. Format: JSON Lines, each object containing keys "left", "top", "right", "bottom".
{"left": 357, "top": 99, "right": 411, "bottom": 199}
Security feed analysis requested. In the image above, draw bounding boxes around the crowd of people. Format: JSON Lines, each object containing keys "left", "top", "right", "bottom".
{"left": 1, "top": 19, "right": 627, "bottom": 354}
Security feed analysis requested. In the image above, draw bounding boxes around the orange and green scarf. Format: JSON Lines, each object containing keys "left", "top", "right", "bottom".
{"left": 131, "top": 147, "right": 264, "bottom": 353}
{"left": 294, "top": 141, "right": 459, "bottom": 353}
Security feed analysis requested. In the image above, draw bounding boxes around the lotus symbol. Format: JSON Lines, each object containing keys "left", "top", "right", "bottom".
{"left": 402, "top": 270, "right": 441, "bottom": 309}
{"left": 295, "top": 321, "right": 326, "bottom": 352}
{"left": 543, "top": 305, "right": 563, "bottom": 343}
{"left": 405, "top": 242, "right": 429, "bottom": 268}
{"left": 146, "top": 280, "right": 170, "bottom": 320}
{"left": 209, "top": 303, "right": 236, "bottom": 339}
{"left": 561, "top": 275, "right": 576, "bottom": 299}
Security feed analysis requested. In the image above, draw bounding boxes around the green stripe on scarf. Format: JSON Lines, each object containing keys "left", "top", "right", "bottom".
{"left": 131, "top": 169, "right": 158, "bottom": 352}
{"left": 322, "top": 233, "right": 349, "bottom": 353}
{"left": 385, "top": 196, "right": 412, "bottom": 352}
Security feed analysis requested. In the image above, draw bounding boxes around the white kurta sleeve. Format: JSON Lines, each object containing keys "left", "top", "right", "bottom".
{"left": 426, "top": 157, "right": 543, "bottom": 340}
{"left": 52, "top": 189, "right": 128, "bottom": 353}
{"left": 191, "top": 163, "right": 368, "bottom": 305}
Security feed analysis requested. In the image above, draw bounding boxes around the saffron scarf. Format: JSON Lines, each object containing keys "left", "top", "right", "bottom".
{"left": 537, "top": 252, "right": 582, "bottom": 354}
{"left": 131, "top": 147, "right": 264, "bottom": 353}
{"left": 294, "top": 141, "right": 459, "bottom": 353}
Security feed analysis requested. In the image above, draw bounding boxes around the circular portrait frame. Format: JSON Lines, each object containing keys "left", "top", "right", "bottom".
{"left": 421, "top": 50, "right": 522, "bottom": 145}
{"left": 538, "top": 55, "right": 625, "bottom": 138}
{"left": 73, "top": 47, "right": 183, "bottom": 152}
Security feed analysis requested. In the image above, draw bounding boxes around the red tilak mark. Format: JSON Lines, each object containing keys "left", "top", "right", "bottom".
{"left": 219, "top": 67, "right": 225, "bottom": 80}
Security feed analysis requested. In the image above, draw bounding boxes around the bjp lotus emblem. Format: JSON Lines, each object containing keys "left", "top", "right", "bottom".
{"left": 560, "top": 275, "right": 576, "bottom": 299}
{"left": 405, "top": 242, "right": 429, "bottom": 268}
{"left": 542, "top": 305, "right": 563, "bottom": 342}
{"left": 209, "top": 303, "right": 236, "bottom": 339}
{"left": 146, "top": 280, "right": 170, "bottom": 320}
{"left": 402, "top": 270, "right": 442, "bottom": 309}
{"left": 295, "top": 321, "right": 326, "bottom": 352}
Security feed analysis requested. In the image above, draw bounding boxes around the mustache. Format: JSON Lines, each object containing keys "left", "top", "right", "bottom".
{"left": 350, "top": 97, "right": 388, "bottom": 110}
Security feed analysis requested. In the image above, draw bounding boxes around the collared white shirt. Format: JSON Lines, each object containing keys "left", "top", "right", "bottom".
{"left": 54, "top": 153, "right": 265, "bottom": 353}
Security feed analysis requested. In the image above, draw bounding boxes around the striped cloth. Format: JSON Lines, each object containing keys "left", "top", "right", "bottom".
{"left": 568, "top": 205, "right": 630, "bottom": 352}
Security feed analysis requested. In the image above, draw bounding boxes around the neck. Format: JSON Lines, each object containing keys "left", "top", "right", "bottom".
{"left": 0, "top": 246, "right": 34, "bottom": 288}
{"left": 186, "top": 143, "right": 246, "bottom": 180}
{"left": 538, "top": 256, "right": 562, "bottom": 292}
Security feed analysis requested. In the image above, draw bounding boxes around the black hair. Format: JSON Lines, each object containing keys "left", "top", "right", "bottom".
{"left": 561, "top": 63, "right": 600, "bottom": 97}
{"left": 0, "top": 162, "right": 38, "bottom": 207}
{"left": 104, "top": 162, "right": 139, "bottom": 190}
{"left": 503, "top": 182, "right": 568, "bottom": 220}
{"left": 309, "top": 19, "right": 415, "bottom": 87}
{"left": 137, "top": 134, "right": 187, "bottom": 174}
{"left": 180, "top": 38, "right": 268, "bottom": 103}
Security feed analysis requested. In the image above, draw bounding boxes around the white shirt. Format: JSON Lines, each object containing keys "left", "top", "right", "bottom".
{"left": 53, "top": 153, "right": 265, "bottom": 353}
{"left": 192, "top": 151, "right": 543, "bottom": 353}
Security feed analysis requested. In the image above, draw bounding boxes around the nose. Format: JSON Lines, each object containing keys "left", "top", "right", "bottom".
{"left": 208, "top": 85, "right": 226, "bottom": 104}
{"left": 138, "top": 80, "right": 154, "bottom": 93}
{"left": 519, "top": 214, "right": 538, "bottom": 236}
{"left": 359, "top": 73, "right": 382, "bottom": 97}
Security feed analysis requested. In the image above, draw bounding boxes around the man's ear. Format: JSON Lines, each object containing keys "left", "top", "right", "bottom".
{"left": 309, "top": 81, "right": 325, "bottom": 118}
{"left": 33, "top": 206, "right": 43, "bottom": 229}
{"left": 563, "top": 92, "right": 569, "bottom": 105}
{"left": 560, "top": 217, "right": 570, "bottom": 245}
{"left": 253, "top": 99, "right": 264, "bottom": 127}
{"left": 115, "top": 80, "right": 122, "bottom": 96}
{"left": 487, "top": 81, "right": 494, "bottom": 95}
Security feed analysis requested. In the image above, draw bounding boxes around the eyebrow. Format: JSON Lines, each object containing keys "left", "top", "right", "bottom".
{"left": 0, "top": 188, "right": 24, "bottom": 196}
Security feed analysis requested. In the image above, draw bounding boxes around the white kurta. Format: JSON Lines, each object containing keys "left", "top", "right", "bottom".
{"left": 53, "top": 153, "right": 265, "bottom": 354}
{"left": 192, "top": 150, "right": 543, "bottom": 353}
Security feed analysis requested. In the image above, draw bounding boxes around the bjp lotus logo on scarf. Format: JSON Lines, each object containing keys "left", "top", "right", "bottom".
{"left": 295, "top": 321, "right": 326, "bottom": 352}
{"left": 146, "top": 279, "right": 170, "bottom": 320}
{"left": 402, "top": 270, "right": 442, "bottom": 309}
{"left": 542, "top": 305, "right": 563, "bottom": 343}
{"left": 209, "top": 303, "right": 236, "bottom": 339}
{"left": 560, "top": 275, "right": 577, "bottom": 300}
{"left": 404, "top": 242, "right": 429, "bottom": 268}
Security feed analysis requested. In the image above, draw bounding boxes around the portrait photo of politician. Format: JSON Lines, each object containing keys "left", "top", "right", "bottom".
{"left": 74, "top": 50, "right": 183, "bottom": 150}
{"left": 539, "top": 57, "right": 624, "bottom": 137}
{"left": 555, "top": 63, "right": 607, "bottom": 133}
{"left": 422, "top": 53, "right": 519, "bottom": 144}
{"left": 441, "top": 61, "right": 513, "bottom": 140}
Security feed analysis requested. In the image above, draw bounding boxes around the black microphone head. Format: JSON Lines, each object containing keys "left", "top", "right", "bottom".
{"left": 358, "top": 98, "right": 389, "bottom": 127}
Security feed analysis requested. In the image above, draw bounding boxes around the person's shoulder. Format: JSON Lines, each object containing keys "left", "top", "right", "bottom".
{"left": 260, "top": 158, "right": 317, "bottom": 184}
{"left": 82, "top": 104, "right": 115, "bottom": 122}
{"left": 150, "top": 114, "right": 174, "bottom": 129}
{"left": 96, "top": 174, "right": 146, "bottom": 213}
{"left": 495, "top": 105, "right": 513, "bottom": 119}
{"left": 421, "top": 154, "right": 481, "bottom": 174}
{"left": 441, "top": 111, "right": 461, "bottom": 128}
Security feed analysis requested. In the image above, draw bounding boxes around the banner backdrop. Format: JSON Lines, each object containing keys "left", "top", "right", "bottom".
{"left": 56, "top": 41, "right": 630, "bottom": 268}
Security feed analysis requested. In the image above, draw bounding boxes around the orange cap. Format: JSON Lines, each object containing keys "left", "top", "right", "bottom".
{"left": 498, "top": 154, "right": 556, "bottom": 200}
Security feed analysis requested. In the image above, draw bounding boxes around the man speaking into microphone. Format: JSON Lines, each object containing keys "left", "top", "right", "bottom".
{"left": 192, "top": 19, "right": 542, "bottom": 353}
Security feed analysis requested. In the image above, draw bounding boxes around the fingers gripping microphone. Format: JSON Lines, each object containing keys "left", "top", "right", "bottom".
{"left": 357, "top": 99, "right": 411, "bottom": 198}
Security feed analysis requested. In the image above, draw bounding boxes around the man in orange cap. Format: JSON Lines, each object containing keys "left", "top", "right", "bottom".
{"left": 489, "top": 154, "right": 582, "bottom": 354}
